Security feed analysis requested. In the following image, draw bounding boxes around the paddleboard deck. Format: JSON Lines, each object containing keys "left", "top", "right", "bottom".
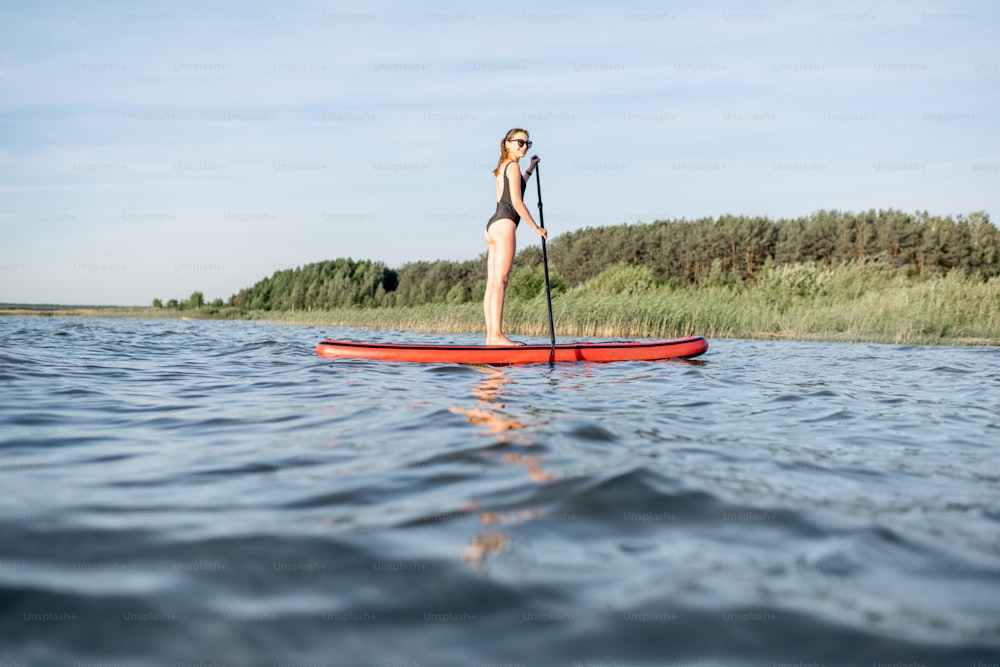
{"left": 315, "top": 336, "right": 708, "bottom": 365}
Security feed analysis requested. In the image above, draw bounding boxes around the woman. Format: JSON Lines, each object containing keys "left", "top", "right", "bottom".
{"left": 484, "top": 128, "right": 547, "bottom": 346}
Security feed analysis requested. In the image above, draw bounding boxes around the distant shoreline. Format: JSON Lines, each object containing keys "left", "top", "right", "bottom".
{"left": 1, "top": 306, "right": 178, "bottom": 317}
{"left": 3, "top": 296, "right": 998, "bottom": 348}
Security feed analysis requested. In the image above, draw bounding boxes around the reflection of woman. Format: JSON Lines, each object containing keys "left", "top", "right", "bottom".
{"left": 484, "top": 128, "right": 547, "bottom": 346}
{"left": 451, "top": 366, "right": 556, "bottom": 570}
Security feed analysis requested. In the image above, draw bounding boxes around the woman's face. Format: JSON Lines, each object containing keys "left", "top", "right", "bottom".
{"left": 507, "top": 133, "right": 531, "bottom": 159}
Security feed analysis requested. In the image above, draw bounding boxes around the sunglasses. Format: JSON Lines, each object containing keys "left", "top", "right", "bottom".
{"left": 508, "top": 138, "right": 532, "bottom": 148}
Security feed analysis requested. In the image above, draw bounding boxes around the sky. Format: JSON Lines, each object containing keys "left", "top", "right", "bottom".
{"left": 1, "top": 0, "right": 997, "bottom": 305}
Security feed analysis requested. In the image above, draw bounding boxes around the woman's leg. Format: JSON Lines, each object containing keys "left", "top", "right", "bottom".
{"left": 483, "top": 220, "right": 517, "bottom": 345}
{"left": 484, "top": 231, "right": 496, "bottom": 342}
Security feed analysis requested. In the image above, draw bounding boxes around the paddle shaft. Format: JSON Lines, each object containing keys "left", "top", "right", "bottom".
{"left": 534, "top": 161, "right": 556, "bottom": 359}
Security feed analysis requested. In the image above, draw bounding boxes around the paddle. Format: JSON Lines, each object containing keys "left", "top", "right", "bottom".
{"left": 533, "top": 159, "right": 556, "bottom": 362}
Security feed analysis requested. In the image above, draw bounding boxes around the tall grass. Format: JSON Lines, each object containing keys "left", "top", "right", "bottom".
{"left": 9, "top": 263, "right": 997, "bottom": 345}
{"left": 238, "top": 262, "right": 999, "bottom": 345}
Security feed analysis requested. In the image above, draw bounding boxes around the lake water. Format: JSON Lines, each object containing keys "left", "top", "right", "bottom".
{"left": 1, "top": 316, "right": 998, "bottom": 667}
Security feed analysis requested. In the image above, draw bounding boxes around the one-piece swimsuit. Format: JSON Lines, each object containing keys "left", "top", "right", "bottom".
{"left": 486, "top": 162, "right": 526, "bottom": 230}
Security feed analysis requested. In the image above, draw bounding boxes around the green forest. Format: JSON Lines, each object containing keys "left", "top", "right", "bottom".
{"left": 158, "top": 209, "right": 999, "bottom": 312}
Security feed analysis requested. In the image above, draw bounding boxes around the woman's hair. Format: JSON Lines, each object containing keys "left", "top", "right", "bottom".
{"left": 493, "top": 128, "right": 529, "bottom": 176}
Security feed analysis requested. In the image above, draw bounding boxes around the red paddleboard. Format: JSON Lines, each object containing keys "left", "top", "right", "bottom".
{"left": 315, "top": 336, "right": 708, "bottom": 365}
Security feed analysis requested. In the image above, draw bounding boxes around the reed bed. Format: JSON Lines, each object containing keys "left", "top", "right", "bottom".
{"left": 6, "top": 265, "right": 998, "bottom": 346}
{"left": 239, "top": 265, "right": 1000, "bottom": 346}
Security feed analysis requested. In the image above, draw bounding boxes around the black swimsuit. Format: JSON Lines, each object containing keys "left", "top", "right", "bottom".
{"left": 486, "top": 162, "right": 526, "bottom": 230}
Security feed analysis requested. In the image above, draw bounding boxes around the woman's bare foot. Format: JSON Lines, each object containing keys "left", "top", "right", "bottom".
{"left": 486, "top": 336, "right": 518, "bottom": 346}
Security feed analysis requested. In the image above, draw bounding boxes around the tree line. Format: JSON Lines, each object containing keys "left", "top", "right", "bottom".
{"left": 155, "top": 209, "right": 998, "bottom": 311}
{"left": 549, "top": 209, "right": 997, "bottom": 286}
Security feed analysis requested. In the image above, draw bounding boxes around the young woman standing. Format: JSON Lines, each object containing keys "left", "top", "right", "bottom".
{"left": 484, "top": 128, "right": 547, "bottom": 346}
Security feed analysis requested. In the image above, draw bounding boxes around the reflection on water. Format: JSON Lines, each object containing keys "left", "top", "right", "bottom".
{"left": 451, "top": 359, "right": 709, "bottom": 570}
{"left": 460, "top": 532, "right": 507, "bottom": 569}
{"left": 448, "top": 365, "right": 525, "bottom": 434}
{"left": 451, "top": 366, "right": 557, "bottom": 569}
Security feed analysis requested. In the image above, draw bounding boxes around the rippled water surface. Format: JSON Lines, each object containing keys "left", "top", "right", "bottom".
{"left": 2, "top": 316, "right": 999, "bottom": 666}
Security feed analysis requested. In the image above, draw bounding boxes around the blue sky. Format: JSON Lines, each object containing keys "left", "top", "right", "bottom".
{"left": 1, "top": 0, "right": 997, "bottom": 305}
